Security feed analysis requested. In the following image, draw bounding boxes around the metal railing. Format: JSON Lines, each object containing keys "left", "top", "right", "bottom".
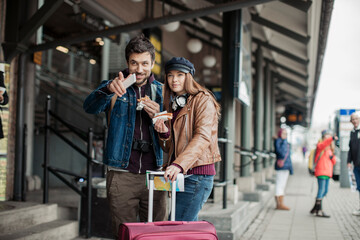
{"left": 43, "top": 95, "right": 106, "bottom": 238}
{"left": 234, "top": 145, "right": 276, "bottom": 172}
{"left": 213, "top": 128, "right": 232, "bottom": 209}
{"left": 211, "top": 131, "right": 277, "bottom": 209}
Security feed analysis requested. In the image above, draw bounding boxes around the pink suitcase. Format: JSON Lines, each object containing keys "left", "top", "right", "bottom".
{"left": 118, "top": 172, "right": 218, "bottom": 240}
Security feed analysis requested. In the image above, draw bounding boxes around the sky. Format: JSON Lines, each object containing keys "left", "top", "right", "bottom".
{"left": 311, "top": 0, "right": 360, "bottom": 129}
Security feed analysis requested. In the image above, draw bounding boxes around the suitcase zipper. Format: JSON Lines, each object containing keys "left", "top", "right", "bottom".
{"left": 133, "top": 230, "right": 218, "bottom": 240}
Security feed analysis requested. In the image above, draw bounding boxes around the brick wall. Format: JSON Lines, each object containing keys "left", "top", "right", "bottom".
{"left": 5, "top": 58, "right": 18, "bottom": 200}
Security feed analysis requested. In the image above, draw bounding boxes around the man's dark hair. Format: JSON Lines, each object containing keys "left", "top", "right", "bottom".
{"left": 125, "top": 34, "right": 155, "bottom": 62}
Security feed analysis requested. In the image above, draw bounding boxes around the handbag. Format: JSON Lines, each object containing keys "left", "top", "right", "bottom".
{"left": 276, "top": 159, "right": 285, "bottom": 168}
{"left": 276, "top": 144, "right": 289, "bottom": 168}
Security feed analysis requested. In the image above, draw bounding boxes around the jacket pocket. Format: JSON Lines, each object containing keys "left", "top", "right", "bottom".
{"left": 114, "top": 96, "right": 129, "bottom": 117}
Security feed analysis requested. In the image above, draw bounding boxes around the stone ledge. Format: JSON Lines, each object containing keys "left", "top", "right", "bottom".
{"left": 199, "top": 183, "right": 275, "bottom": 240}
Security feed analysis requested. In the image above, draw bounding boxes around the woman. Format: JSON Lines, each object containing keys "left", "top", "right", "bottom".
{"left": 310, "top": 130, "right": 337, "bottom": 218}
{"left": 154, "top": 57, "right": 221, "bottom": 221}
{"left": 274, "top": 128, "right": 293, "bottom": 210}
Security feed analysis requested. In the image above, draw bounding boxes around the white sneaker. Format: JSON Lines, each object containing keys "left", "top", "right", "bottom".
{"left": 352, "top": 209, "right": 360, "bottom": 216}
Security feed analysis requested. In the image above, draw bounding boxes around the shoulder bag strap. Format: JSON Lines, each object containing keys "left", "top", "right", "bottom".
{"left": 107, "top": 95, "right": 117, "bottom": 126}
{"left": 314, "top": 150, "right": 325, "bottom": 168}
{"left": 283, "top": 144, "right": 289, "bottom": 161}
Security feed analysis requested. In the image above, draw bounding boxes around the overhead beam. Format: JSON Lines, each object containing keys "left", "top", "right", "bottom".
{"left": 276, "top": 86, "right": 305, "bottom": 101}
{"left": 280, "top": 0, "right": 312, "bottom": 12}
{"left": 310, "top": 0, "right": 335, "bottom": 121}
{"left": 265, "top": 58, "right": 308, "bottom": 80}
{"left": 2, "top": 0, "right": 63, "bottom": 62}
{"left": 163, "top": 0, "right": 222, "bottom": 28}
{"left": 277, "top": 96, "right": 311, "bottom": 105}
{"left": 253, "top": 37, "right": 309, "bottom": 65}
{"left": 251, "top": 13, "right": 310, "bottom": 44}
{"left": 181, "top": 21, "right": 222, "bottom": 42}
{"left": 274, "top": 73, "right": 308, "bottom": 92}
{"left": 19, "top": 0, "right": 63, "bottom": 43}
{"left": 29, "top": 0, "right": 275, "bottom": 53}
{"left": 287, "top": 103, "right": 308, "bottom": 113}
{"left": 3, "top": 0, "right": 23, "bottom": 62}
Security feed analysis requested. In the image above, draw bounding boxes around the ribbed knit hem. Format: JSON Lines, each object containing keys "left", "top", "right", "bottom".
{"left": 187, "top": 163, "right": 216, "bottom": 175}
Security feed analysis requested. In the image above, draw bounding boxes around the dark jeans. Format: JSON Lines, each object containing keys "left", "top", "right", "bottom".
{"left": 316, "top": 177, "right": 329, "bottom": 199}
{"left": 174, "top": 175, "right": 214, "bottom": 221}
{"left": 353, "top": 166, "right": 360, "bottom": 192}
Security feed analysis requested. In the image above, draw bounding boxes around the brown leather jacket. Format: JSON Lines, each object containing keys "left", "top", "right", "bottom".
{"left": 160, "top": 90, "right": 222, "bottom": 173}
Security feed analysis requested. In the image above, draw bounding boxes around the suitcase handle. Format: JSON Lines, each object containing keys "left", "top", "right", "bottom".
{"left": 153, "top": 221, "right": 184, "bottom": 226}
{"left": 148, "top": 172, "right": 177, "bottom": 222}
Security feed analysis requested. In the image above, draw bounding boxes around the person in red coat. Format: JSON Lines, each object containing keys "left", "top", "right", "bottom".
{"left": 310, "top": 130, "right": 337, "bottom": 217}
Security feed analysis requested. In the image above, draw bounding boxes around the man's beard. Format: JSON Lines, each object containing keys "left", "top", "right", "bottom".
{"left": 135, "top": 74, "right": 148, "bottom": 86}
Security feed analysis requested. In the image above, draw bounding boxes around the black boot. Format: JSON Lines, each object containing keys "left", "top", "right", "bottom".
{"left": 316, "top": 199, "right": 330, "bottom": 218}
{"left": 310, "top": 199, "right": 320, "bottom": 214}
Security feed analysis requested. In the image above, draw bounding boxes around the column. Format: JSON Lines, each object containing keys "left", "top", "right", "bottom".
{"left": 220, "top": 10, "right": 242, "bottom": 199}
{"left": 263, "top": 62, "right": 271, "bottom": 168}
{"left": 254, "top": 46, "right": 264, "bottom": 173}
{"left": 101, "top": 38, "right": 110, "bottom": 81}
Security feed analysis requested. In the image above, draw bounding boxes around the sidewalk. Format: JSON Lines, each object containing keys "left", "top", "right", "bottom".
{"left": 240, "top": 154, "right": 360, "bottom": 240}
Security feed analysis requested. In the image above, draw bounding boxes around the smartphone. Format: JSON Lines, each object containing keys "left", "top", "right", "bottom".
{"left": 122, "top": 73, "right": 136, "bottom": 89}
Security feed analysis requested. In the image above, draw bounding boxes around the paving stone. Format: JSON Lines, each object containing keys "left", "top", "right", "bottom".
{"left": 239, "top": 153, "right": 360, "bottom": 240}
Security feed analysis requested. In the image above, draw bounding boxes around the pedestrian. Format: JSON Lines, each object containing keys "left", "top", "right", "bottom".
{"left": 83, "top": 34, "right": 167, "bottom": 237}
{"left": 0, "top": 71, "right": 9, "bottom": 139}
{"left": 153, "top": 57, "right": 221, "bottom": 221}
{"left": 302, "top": 145, "right": 307, "bottom": 161}
{"left": 347, "top": 112, "right": 360, "bottom": 216}
{"left": 274, "top": 128, "right": 293, "bottom": 210}
{"left": 310, "top": 130, "right": 337, "bottom": 218}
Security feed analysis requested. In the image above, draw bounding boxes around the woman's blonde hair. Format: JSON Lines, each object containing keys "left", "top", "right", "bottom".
{"left": 163, "top": 72, "right": 221, "bottom": 117}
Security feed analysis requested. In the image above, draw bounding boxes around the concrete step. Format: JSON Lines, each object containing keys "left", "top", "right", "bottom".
{"left": 0, "top": 201, "right": 58, "bottom": 234}
{"left": 199, "top": 184, "right": 275, "bottom": 240}
{"left": 58, "top": 206, "right": 78, "bottom": 221}
{"left": 199, "top": 200, "right": 250, "bottom": 232}
{"left": 0, "top": 219, "right": 78, "bottom": 240}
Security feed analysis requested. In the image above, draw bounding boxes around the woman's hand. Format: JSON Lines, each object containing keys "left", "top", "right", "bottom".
{"left": 164, "top": 165, "right": 181, "bottom": 183}
{"left": 154, "top": 119, "right": 169, "bottom": 133}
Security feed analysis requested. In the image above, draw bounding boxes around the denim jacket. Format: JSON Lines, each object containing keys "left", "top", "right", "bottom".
{"left": 274, "top": 138, "right": 293, "bottom": 174}
{"left": 83, "top": 75, "right": 164, "bottom": 169}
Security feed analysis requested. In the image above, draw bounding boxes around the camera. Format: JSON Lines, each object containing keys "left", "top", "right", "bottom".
{"left": 132, "top": 139, "right": 152, "bottom": 153}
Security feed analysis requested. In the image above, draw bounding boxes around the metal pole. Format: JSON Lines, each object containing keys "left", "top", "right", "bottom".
{"left": 148, "top": 174, "right": 154, "bottom": 222}
{"left": 86, "top": 128, "right": 93, "bottom": 238}
{"left": 21, "top": 124, "right": 27, "bottom": 201}
{"left": 102, "top": 127, "right": 108, "bottom": 178}
{"left": 43, "top": 95, "right": 51, "bottom": 203}
{"left": 254, "top": 46, "right": 264, "bottom": 172}
{"left": 263, "top": 62, "right": 271, "bottom": 168}
{"left": 270, "top": 71, "right": 276, "bottom": 155}
{"left": 340, "top": 151, "right": 350, "bottom": 188}
{"left": 222, "top": 128, "right": 228, "bottom": 209}
{"left": 14, "top": 54, "right": 26, "bottom": 201}
{"left": 221, "top": 8, "right": 241, "bottom": 192}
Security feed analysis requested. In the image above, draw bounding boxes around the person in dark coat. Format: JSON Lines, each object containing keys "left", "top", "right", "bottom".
{"left": 274, "top": 128, "right": 293, "bottom": 210}
{"left": 0, "top": 71, "right": 9, "bottom": 139}
{"left": 348, "top": 112, "right": 360, "bottom": 216}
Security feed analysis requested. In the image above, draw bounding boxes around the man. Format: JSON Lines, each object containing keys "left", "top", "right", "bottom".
{"left": 348, "top": 112, "right": 360, "bottom": 216}
{"left": 83, "top": 34, "right": 166, "bottom": 236}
